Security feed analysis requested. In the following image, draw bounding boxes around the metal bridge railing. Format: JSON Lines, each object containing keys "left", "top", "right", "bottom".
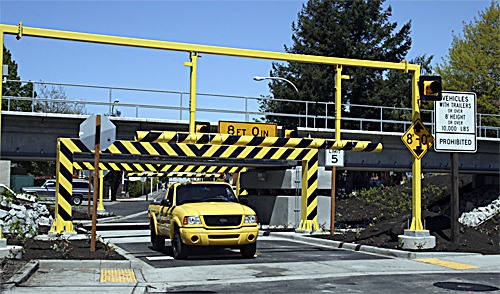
{"left": 2, "top": 79, "right": 499, "bottom": 138}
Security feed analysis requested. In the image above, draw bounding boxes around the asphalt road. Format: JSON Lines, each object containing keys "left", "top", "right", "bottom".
{"left": 158, "top": 272, "right": 500, "bottom": 294}
{"left": 59, "top": 199, "right": 499, "bottom": 293}
{"left": 116, "top": 238, "right": 389, "bottom": 268}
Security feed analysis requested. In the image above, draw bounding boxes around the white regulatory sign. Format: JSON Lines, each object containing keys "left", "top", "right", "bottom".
{"left": 325, "top": 150, "right": 344, "bottom": 167}
{"left": 434, "top": 91, "right": 477, "bottom": 153}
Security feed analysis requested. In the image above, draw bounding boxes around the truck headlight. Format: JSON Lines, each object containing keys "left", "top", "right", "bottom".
{"left": 244, "top": 215, "right": 257, "bottom": 224}
{"left": 183, "top": 216, "right": 202, "bottom": 225}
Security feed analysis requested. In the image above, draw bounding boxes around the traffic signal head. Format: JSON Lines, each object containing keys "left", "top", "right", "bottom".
{"left": 418, "top": 76, "right": 442, "bottom": 101}
{"left": 195, "top": 121, "right": 210, "bottom": 133}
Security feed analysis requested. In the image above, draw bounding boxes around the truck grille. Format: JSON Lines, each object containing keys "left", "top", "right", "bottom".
{"left": 203, "top": 215, "right": 242, "bottom": 226}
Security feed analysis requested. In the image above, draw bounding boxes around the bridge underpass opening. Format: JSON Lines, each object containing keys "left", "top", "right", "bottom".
{"left": 51, "top": 137, "right": 320, "bottom": 234}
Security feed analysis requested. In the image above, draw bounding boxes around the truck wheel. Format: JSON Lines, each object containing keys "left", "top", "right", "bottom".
{"left": 151, "top": 224, "right": 165, "bottom": 251}
{"left": 172, "top": 229, "right": 189, "bottom": 260}
{"left": 72, "top": 196, "right": 83, "bottom": 206}
{"left": 240, "top": 242, "right": 256, "bottom": 258}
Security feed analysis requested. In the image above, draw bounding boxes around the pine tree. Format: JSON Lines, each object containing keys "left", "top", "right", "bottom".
{"left": 259, "top": 0, "right": 412, "bottom": 129}
{"left": 2, "top": 45, "right": 35, "bottom": 111}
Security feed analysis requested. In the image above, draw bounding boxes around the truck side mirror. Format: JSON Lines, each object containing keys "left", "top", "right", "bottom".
{"left": 160, "top": 198, "right": 172, "bottom": 207}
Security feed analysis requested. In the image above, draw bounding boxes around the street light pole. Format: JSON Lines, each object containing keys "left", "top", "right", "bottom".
{"left": 253, "top": 76, "right": 299, "bottom": 93}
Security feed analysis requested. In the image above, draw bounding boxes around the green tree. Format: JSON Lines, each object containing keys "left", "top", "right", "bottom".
{"left": 17, "top": 161, "right": 54, "bottom": 177}
{"left": 436, "top": 1, "right": 499, "bottom": 127}
{"left": 259, "top": 0, "right": 412, "bottom": 129}
{"left": 376, "top": 54, "right": 435, "bottom": 131}
{"left": 2, "top": 45, "right": 35, "bottom": 111}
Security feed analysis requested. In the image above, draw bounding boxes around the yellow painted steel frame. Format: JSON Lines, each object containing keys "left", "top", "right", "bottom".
{"left": 0, "top": 23, "right": 425, "bottom": 234}
{"left": 134, "top": 131, "right": 383, "bottom": 152}
{"left": 410, "top": 71, "right": 425, "bottom": 232}
{"left": 51, "top": 138, "right": 319, "bottom": 233}
{"left": 50, "top": 139, "right": 76, "bottom": 234}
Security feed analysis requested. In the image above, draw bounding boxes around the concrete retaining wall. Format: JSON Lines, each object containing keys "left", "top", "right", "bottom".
{"left": 247, "top": 195, "right": 333, "bottom": 230}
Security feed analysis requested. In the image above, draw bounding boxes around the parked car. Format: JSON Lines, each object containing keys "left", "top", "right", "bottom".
{"left": 21, "top": 179, "right": 92, "bottom": 205}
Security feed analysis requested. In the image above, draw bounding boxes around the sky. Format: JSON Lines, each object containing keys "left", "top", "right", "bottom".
{"left": 0, "top": 0, "right": 492, "bottom": 122}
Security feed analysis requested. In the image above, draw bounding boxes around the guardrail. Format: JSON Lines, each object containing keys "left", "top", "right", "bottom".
{"left": 2, "top": 79, "right": 499, "bottom": 138}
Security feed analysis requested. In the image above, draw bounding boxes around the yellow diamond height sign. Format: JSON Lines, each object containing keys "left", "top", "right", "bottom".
{"left": 401, "top": 119, "right": 434, "bottom": 159}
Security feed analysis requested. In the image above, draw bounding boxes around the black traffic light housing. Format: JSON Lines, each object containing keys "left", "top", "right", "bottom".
{"left": 418, "top": 76, "right": 442, "bottom": 101}
{"left": 195, "top": 121, "right": 210, "bottom": 133}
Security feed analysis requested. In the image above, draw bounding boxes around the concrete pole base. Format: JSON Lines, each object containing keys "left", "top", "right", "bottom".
{"left": 0, "top": 245, "right": 24, "bottom": 259}
{"left": 398, "top": 229, "right": 436, "bottom": 250}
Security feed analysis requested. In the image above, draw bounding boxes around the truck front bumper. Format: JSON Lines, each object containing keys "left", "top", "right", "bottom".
{"left": 179, "top": 226, "right": 258, "bottom": 246}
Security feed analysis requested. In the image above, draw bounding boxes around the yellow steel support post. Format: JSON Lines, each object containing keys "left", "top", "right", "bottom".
{"left": 334, "top": 66, "right": 351, "bottom": 141}
{"left": 410, "top": 70, "right": 424, "bottom": 231}
{"left": 398, "top": 68, "right": 435, "bottom": 249}
{"left": 184, "top": 52, "right": 198, "bottom": 134}
{"left": 335, "top": 66, "right": 342, "bottom": 141}
{"left": 97, "top": 170, "right": 105, "bottom": 213}
{"left": 235, "top": 172, "right": 241, "bottom": 197}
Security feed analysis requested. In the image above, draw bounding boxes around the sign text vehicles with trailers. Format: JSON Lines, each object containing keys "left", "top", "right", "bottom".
{"left": 147, "top": 181, "right": 258, "bottom": 259}
{"left": 434, "top": 91, "right": 477, "bottom": 153}
{"left": 218, "top": 121, "right": 277, "bottom": 137}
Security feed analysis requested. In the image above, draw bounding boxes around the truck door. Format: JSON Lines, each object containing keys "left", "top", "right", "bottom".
{"left": 158, "top": 186, "right": 174, "bottom": 235}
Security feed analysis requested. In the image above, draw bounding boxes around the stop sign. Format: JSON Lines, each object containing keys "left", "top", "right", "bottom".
{"left": 79, "top": 115, "right": 116, "bottom": 151}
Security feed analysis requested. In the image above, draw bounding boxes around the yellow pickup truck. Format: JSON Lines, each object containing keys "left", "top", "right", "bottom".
{"left": 148, "top": 181, "right": 259, "bottom": 259}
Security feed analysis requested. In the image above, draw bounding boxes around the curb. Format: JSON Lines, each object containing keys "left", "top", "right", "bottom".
{"left": 37, "top": 259, "right": 135, "bottom": 269}
{"left": 270, "top": 232, "right": 482, "bottom": 259}
{"left": 3, "top": 260, "right": 39, "bottom": 290}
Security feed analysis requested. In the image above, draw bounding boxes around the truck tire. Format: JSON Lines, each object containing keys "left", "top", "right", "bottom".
{"left": 172, "top": 229, "right": 189, "bottom": 260}
{"left": 72, "top": 195, "right": 83, "bottom": 206}
{"left": 151, "top": 223, "right": 165, "bottom": 251}
{"left": 240, "top": 242, "right": 256, "bottom": 258}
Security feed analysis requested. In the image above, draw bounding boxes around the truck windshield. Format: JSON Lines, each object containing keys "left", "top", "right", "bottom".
{"left": 176, "top": 184, "right": 238, "bottom": 205}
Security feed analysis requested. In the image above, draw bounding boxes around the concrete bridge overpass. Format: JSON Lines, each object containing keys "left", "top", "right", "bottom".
{"left": 2, "top": 111, "right": 498, "bottom": 174}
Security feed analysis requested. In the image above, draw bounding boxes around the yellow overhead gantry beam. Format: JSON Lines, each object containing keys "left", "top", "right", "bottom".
{"left": 0, "top": 23, "right": 428, "bottom": 238}
{"left": 0, "top": 23, "right": 418, "bottom": 71}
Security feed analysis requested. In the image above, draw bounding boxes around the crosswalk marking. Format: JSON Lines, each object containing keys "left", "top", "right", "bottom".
{"left": 416, "top": 258, "right": 479, "bottom": 270}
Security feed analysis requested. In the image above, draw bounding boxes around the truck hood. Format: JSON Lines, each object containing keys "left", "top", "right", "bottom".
{"left": 178, "top": 202, "right": 255, "bottom": 216}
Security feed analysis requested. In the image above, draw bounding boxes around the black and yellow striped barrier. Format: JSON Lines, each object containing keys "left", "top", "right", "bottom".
{"left": 51, "top": 138, "right": 320, "bottom": 233}
{"left": 126, "top": 172, "right": 221, "bottom": 179}
{"left": 167, "top": 172, "right": 220, "bottom": 178}
{"left": 134, "top": 131, "right": 383, "bottom": 152}
{"left": 74, "top": 162, "right": 247, "bottom": 174}
{"left": 126, "top": 172, "right": 165, "bottom": 177}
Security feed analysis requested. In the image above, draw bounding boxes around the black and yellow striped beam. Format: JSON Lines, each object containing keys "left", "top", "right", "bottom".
{"left": 126, "top": 172, "right": 220, "bottom": 178}
{"left": 134, "top": 131, "right": 382, "bottom": 152}
{"left": 127, "top": 172, "right": 165, "bottom": 177}
{"left": 52, "top": 138, "right": 320, "bottom": 234}
{"left": 74, "top": 162, "right": 247, "bottom": 174}
{"left": 167, "top": 172, "right": 220, "bottom": 178}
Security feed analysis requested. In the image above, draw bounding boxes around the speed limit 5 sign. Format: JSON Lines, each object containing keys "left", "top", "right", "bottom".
{"left": 325, "top": 150, "right": 344, "bottom": 167}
